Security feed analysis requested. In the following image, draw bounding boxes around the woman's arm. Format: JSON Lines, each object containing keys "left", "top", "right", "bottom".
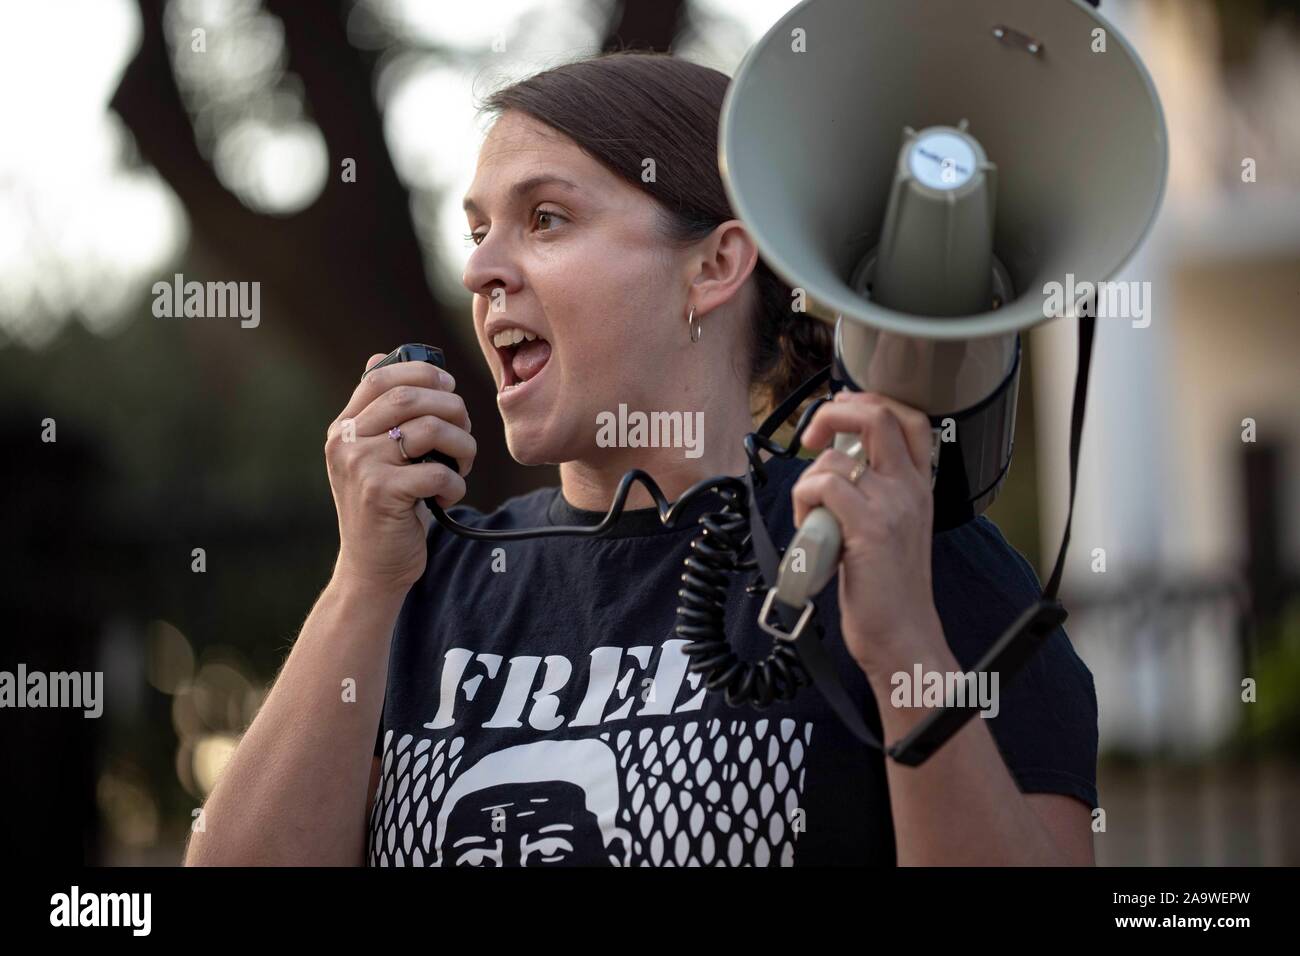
{"left": 183, "top": 574, "right": 405, "bottom": 866}
{"left": 862, "top": 617, "right": 1094, "bottom": 865}
{"left": 185, "top": 352, "right": 474, "bottom": 866}
{"left": 793, "top": 390, "right": 1093, "bottom": 865}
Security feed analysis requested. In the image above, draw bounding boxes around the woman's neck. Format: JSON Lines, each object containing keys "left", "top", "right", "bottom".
{"left": 558, "top": 399, "right": 755, "bottom": 511}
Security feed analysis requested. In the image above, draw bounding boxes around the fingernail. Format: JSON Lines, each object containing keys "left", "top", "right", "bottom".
{"left": 441, "top": 370, "right": 455, "bottom": 389}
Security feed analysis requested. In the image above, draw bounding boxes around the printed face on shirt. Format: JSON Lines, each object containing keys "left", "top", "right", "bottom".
{"left": 432, "top": 738, "right": 632, "bottom": 866}
{"left": 446, "top": 781, "right": 603, "bottom": 866}
{"left": 375, "top": 703, "right": 816, "bottom": 867}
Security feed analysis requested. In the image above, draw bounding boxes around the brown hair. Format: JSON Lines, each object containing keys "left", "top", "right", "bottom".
{"left": 479, "top": 51, "right": 832, "bottom": 419}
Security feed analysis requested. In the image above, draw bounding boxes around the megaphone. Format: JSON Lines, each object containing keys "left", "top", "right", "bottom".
{"left": 718, "top": 0, "right": 1167, "bottom": 759}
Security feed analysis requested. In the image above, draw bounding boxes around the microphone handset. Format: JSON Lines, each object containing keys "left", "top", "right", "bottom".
{"left": 365, "top": 344, "right": 462, "bottom": 476}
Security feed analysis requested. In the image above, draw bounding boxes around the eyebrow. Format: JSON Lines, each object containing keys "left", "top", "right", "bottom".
{"left": 462, "top": 174, "right": 580, "bottom": 216}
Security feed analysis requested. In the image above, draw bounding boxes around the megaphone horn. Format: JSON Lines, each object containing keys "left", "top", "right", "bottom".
{"left": 719, "top": 0, "right": 1167, "bottom": 601}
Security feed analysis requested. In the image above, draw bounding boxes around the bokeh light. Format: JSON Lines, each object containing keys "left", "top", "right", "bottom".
{"left": 0, "top": 0, "right": 187, "bottom": 347}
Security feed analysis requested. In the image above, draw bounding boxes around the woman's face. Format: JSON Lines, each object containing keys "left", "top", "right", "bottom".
{"left": 461, "top": 110, "right": 702, "bottom": 466}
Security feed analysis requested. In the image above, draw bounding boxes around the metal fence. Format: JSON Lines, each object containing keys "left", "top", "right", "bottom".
{"left": 1065, "top": 574, "right": 1299, "bottom": 865}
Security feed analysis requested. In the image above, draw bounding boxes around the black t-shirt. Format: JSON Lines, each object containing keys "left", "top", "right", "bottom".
{"left": 367, "top": 455, "right": 1098, "bottom": 866}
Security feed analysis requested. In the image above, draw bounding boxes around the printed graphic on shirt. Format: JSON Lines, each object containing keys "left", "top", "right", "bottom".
{"left": 369, "top": 639, "right": 814, "bottom": 867}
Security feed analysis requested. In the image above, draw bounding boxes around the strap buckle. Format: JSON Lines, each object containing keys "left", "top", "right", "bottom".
{"left": 757, "top": 589, "right": 815, "bottom": 643}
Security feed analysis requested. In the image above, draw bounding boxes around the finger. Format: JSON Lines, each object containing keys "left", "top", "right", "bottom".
{"left": 353, "top": 385, "right": 470, "bottom": 438}
{"left": 795, "top": 448, "right": 883, "bottom": 526}
{"left": 384, "top": 460, "right": 467, "bottom": 509}
{"left": 390, "top": 415, "right": 476, "bottom": 477}
{"left": 833, "top": 391, "right": 933, "bottom": 475}
{"left": 791, "top": 469, "right": 873, "bottom": 531}
{"left": 337, "top": 355, "right": 456, "bottom": 424}
{"left": 800, "top": 398, "right": 915, "bottom": 478}
{"left": 804, "top": 447, "right": 876, "bottom": 486}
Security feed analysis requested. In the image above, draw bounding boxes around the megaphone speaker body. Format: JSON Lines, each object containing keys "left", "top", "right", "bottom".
{"left": 719, "top": 0, "right": 1167, "bottom": 604}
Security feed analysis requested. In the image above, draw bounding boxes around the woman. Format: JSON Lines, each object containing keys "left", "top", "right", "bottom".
{"left": 185, "top": 52, "right": 1097, "bottom": 867}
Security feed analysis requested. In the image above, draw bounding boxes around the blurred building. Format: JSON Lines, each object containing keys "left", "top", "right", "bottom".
{"left": 1030, "top": 0, "right": 1300, "bottom": 863}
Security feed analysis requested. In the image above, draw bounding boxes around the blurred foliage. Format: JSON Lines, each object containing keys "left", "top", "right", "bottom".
{"left": 1, "top": 280, "right": 350, "bottom": 860}
{"left": 0, "top": 305, "right": 343, "bottom": 667}
{"left": 1236, "top": 596, "right": 1300, "bottom": 756}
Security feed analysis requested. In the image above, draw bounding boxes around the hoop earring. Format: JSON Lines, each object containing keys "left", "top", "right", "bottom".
{"left": 688, "top": 305, "right": 702, "bottom": 343}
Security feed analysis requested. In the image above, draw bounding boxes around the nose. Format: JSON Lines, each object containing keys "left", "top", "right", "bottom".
{"left": 461, "top": 230, "right": 524, "bottom": 301}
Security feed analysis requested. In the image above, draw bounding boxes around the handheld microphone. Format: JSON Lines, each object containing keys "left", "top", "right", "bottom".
{"left": 365, "top": 344, "right": 462, "bottom": 477}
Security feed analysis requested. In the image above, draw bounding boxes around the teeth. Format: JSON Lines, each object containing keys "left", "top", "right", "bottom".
{"left": 492, "top": 328, "right": 538, "bottom": 348}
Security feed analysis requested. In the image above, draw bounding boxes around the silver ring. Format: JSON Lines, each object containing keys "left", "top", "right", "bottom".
{"left": 388, "top": 426, "right": 410, "bottom": 461}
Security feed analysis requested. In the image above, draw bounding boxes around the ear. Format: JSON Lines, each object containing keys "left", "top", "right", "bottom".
{"left": 688, "top": 220, "right": 759, "bottom": 318}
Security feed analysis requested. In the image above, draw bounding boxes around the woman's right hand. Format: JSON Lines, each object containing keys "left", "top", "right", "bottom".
{"left": 324, "top": 353, "right": 476, "bottom": 594}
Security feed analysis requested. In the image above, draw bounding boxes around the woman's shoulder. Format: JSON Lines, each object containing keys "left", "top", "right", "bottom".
{"left": 934, "top": 514, "right": 1055, "bottom": 607}
{"left": 933, "top": 515, "right": 1097, "bottom": 712}
{"left": 932, "top": 514, "right": 1062, "bottom": 643}
{"left": 932, "top": 516, "right": 1099, "bottom": 804}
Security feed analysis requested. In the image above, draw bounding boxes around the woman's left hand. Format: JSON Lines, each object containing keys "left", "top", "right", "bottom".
{"left": 791, "top": 391, "right": 946, "bottom": 678}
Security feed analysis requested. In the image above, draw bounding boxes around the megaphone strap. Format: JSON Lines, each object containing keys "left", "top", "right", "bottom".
{"left": 1044, "top": 314, "right": 1097, "bottom": 600}
{"left": 744, "top": 458, "right": 886, "bottom": 751}
{"left": 882, "top": 315, "right": 1097, "bottom": 764}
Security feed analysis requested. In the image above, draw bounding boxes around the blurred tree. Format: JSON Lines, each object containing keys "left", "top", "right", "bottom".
{"left": 112, "top": 0, "right": 524, "bottom": 501}
{"left": 111, "top": 0, "right": 688, "bottom": 510}
{"left": 604, "top": 0, "right": 685, "bottom": 51}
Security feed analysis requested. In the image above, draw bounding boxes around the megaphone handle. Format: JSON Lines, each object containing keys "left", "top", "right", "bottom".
{"left": 772, "top": 434, "right": 865, "bottom": 607}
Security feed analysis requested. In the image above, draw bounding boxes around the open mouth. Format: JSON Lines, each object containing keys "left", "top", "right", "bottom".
{"left": 492, "top": 328, "right": 552, "bottom": 397}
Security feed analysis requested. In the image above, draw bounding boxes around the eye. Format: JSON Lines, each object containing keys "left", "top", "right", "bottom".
{"left": 464, "top": 229, "right": 485, "bottom": 247}
{"left": 530, "top": 837, "right": 573, "bottom": 861}
{"left": 533, "top": 206, "right": 567, "bottom": 234}
{"left": 456, "top": 847, "right": 501, "bottom": 866}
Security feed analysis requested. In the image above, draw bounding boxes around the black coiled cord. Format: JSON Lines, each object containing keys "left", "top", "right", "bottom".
{"left": 672, "top": 369, "right": 839, "bottom": 709}
{"left": 673, "top": 485, "right": 814, "bottom": 708}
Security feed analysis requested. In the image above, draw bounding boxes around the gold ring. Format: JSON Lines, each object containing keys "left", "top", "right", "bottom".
{"left": 848, "top": 459, "right": 868, "bottom": 484}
